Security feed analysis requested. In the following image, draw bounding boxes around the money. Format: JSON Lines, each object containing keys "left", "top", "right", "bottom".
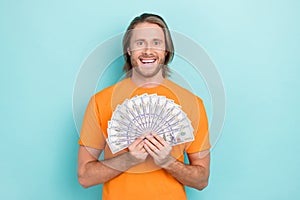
{"left": 107, "top": 93, "right": 194, "bottom": 154}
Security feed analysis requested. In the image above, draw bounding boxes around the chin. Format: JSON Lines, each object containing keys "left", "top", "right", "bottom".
{"left": 134, "top": 66, "right": 162, "bottom": 78}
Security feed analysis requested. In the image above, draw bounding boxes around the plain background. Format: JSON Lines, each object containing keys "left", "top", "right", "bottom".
{"left": 1, "top": 0, "right": 299, "bottom": 199}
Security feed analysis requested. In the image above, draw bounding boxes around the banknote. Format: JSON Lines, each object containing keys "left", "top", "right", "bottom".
{"left": 107, "top": 93, "right": 195, "bottom": 154}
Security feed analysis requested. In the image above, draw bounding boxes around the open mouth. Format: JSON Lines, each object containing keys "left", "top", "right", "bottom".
{"left": 139, "top": 58, "right": 157, "bottom": 64}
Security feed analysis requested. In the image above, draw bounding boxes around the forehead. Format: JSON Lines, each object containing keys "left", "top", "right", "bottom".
{"left": 130, "top": 22, "right": 165, "bottom": 40}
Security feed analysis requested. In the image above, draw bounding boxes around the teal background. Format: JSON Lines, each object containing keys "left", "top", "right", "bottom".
{"left": 1, "top": 0, "right": 299, "bottom": 199}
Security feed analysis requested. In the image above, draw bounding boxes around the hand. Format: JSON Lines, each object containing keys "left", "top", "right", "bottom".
{"left": 127, "top": 137, "right": 148, "bottom": 164}
{"left": 143, "top": 133, "right": 175, "bottom": 168}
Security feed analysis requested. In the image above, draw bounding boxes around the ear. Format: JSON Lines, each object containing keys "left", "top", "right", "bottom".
{"left": 127, "top": 47, "right": 131, "bottom": 56}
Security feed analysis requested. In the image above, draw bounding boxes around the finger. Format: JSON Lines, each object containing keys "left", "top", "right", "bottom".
{"left": 140, "top": 147, "right": 147, "bottom": 153}
{"left": 152, "top": 133, "right": 168, "bottom": 146}
{"left": 145, "top": 134, "right": 163, "bottom": 149}
{"left": 137, "top": 140, "right": 145, "bottom": 150}
{"left": 143, "top": 143, "right": 157, "bottom": 158}
{"left": 130, "top": 136, "right": 145, "bottom": 147}
{"left": 144, "top": 139, "right": 160, "bottom": 154}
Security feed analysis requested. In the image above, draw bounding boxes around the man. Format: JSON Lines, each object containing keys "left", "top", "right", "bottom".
{"left": 77, "top": 13, "right": 210, "bottom": 200}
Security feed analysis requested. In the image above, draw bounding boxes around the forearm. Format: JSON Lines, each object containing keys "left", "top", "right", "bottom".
{"left": 78, "top": 152, "right": 140, "bottom": 188}
{"left": 163, "top": 160, "right": 209, "bottom": 190}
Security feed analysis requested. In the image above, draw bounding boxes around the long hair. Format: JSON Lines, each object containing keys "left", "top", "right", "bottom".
{"left": 122, "top": 13, "right": 174, "bottom": 77}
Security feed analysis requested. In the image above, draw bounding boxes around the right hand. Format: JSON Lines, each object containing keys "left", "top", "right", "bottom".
{"left": 127, "top": 137, "right": 148, "bottom": 164}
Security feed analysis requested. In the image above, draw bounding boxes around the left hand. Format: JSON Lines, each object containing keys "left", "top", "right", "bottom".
{"left": 143, "top": 133, "right": 175, "bottom": 168}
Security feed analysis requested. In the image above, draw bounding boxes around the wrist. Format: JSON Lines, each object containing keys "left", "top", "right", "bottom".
{"left": 160, "top": 156, "right": 176, "bottom": 168}
{"left": 126, "top": 152, "right": 144, "bottom": 165}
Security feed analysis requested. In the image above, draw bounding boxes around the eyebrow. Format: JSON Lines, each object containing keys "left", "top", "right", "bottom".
{"left": 133, "top": 38, "right": 163, "bottom": 42}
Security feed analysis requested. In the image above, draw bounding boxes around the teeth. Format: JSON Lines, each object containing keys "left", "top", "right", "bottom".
{"left": 141, "top": 59, "right": 155, "bottom": 63}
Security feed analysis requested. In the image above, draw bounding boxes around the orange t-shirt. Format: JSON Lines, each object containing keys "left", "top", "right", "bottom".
{"left": 78, "top": 78, "right": 210, "bottom": 200}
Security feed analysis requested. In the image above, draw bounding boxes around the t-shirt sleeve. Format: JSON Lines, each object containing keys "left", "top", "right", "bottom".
{"left": 186, "top": 98, "right": 210, "bottom": 154}
{"left": 78, "top": 95, "right": 106, "bottom": 150}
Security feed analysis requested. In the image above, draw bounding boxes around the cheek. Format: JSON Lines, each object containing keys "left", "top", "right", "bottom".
{"left": 130, "top": 54, "right": 140, "bottom": 65}
{"left": 158, "top": 52, "right": 166, "bottom": 60}
{"left": 132, "top": 54, "right": 139, "bottom": 61}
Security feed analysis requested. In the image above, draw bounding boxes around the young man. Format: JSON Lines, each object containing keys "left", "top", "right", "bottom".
{"left": 77, "top": 13, "right": 210, "bottom": 200}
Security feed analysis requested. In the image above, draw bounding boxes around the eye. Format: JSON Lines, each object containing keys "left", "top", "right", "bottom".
{"left": 136, "top": 41, "right": 144, "bottom": 46}
{"left": 153, "top": 40, "right": 161, "bottom": 46}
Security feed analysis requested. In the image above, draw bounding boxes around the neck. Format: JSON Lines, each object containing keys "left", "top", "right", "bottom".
{"left": 131, "top": 72, "right": 164, "bottom": 88}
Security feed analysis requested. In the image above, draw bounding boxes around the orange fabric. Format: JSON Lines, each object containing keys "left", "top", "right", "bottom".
{"left": 78, "top": 78, "right": 210, "bottom": 200}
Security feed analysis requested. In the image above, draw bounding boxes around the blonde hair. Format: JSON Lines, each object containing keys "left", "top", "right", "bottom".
{"left": 122, "top": 13, "right": 174, "bottom": 77}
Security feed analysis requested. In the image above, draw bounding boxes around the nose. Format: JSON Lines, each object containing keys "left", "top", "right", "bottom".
{"left": 143, "top": 44, "right": 152, "bottom": 54}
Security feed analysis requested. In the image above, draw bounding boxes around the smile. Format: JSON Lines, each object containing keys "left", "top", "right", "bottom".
{"left": 140, "top": 58, "right": 156, "bottom": 64}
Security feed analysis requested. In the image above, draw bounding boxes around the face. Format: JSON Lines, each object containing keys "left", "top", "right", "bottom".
{"left": 128, "top": 22, "right": 167, "bottom": 78}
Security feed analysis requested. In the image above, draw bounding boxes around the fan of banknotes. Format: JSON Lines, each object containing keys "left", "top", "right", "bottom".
{"left": 106, "top": 93, "right": 194, "bottom": 154}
